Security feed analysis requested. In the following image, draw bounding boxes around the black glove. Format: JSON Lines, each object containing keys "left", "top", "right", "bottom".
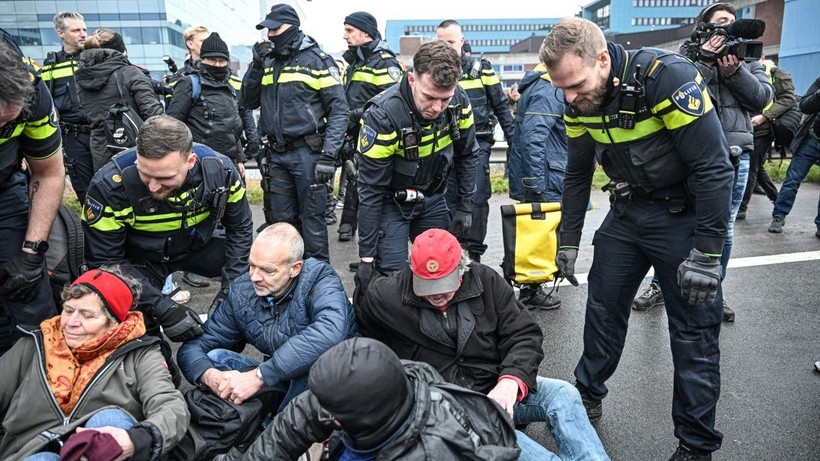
{"left": 158, "top": 304, "right": 204, "bottom": 342}
{"left": 448, "top": 210, "right": 472, "bottom": 239}
{"left": 0, "top": 251, "right": 46, "bottom": 303}
{"left": 677, "top": 248, "right": 722, "bottom": 305}
{"left": 208, "top": 288, "right": 228, "bottom": 317}
{"left": 555, "top": 247, "right": 579, "bottom": 287}
{"left": 354, "top": 261, "right": 375, "bottom": 292}
{"left": 252, "top": 41, "right": 274, "bottom": 68}
{"left": 314, "top": 154, "right": 336, "bottom": 184}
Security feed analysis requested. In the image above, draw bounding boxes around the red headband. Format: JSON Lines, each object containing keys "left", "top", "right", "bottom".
{"left": 71, "top": 270, "right": 134, "bottom": 322}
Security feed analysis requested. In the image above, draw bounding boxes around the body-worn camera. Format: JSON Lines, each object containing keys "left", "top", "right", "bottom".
{"left": 681, "top": 19, "right": 765, "bottom": 63}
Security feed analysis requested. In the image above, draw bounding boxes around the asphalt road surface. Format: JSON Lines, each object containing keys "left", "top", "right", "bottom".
{"left": 174, "top": 182, "right": 820, "bottom": 461}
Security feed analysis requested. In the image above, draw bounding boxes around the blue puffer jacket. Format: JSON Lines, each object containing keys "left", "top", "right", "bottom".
{"left": 178, "top": 258, "right": 357, "bottom": 393}
{"left": 508, "top": 65, "right": 568, "bottom": 203}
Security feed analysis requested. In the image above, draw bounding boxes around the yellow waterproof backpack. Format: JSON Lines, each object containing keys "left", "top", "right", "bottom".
{"left": 500, "top": 202, "right": 561, "bottom": 285}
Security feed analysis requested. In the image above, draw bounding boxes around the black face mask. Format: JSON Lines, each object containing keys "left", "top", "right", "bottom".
{"left": 202, "top": 63, "right": 229, "bottom": 81}
{"left": 269, "top": 27, "right": 300, "bottom": 56}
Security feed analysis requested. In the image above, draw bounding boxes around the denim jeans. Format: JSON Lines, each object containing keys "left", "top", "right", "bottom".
{"left": 772, "top": 136, "right": 820, "bottom": 227}
{"left": 720, "top": 152, "right": 750, "bottom": 280}
{"left": 23, "top": 408, "right": 136, "bottom": 461}
{"left": 514, "top": 377, "right": 610, "bottom": 461}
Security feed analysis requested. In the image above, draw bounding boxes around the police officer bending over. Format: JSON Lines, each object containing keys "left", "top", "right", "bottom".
{"left": 543, "top": 18, "right": 733, "bottom": 460}
{"left": 82, "top": 115, "right": 253, "bottom": 382}
{"left": 355, "top": 40, "right": 478, "bottom": 289}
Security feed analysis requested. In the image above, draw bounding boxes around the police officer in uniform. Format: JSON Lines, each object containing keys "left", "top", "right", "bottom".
{"left": 437, "top": 20, "right": 514, "bottom": 263}
{"left": 0, "top": 43, "right": 65, "bottom": 355}
{"left": 40, "top": 11, "right": 93, "bottom": 203}
{"left": 244, "top": 4, "right": 349, "bottom": 262}
{"left": 542, "top": 18, "right": 733, "bottom": 460}
{"left": 337, "top": 11, "right": 403, "bottom": 243}
{"left": 354, "top": 40, "right": 478, "bottom": 289}
{"left": 82, "top": 116, "right": 253, "bottom": 380}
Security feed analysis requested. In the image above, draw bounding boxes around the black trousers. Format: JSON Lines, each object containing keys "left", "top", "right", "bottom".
{"left": 740, "top": 134, "right": 779, "bottom": 211}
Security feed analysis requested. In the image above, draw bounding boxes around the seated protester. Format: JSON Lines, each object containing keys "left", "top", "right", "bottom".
{"left": 356, "top": 229, "right": 610, "bottom": 461}
{"left": 166, "top": 32, "right": 248, "bottom": 177}
{"left": 177, "top": 222, "right": 357, "bottom": 412}
{"left": 244, "top": 337, "right": 520, "bottom": 461}
{"left": 0, "top": 266, "right": 188, "bottom": 461}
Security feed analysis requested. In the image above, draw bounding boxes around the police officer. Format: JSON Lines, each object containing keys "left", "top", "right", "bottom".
{"left": 337, "top": 11, "right": 403, "bottom": 243}
{"left": 0, "top": 43, "right": 65, "bottom": 355}
{"left": 542, "top": 18, "right": 733, "bottom": 460}
{"left": 354, "top": 40, "right": 478, "bottom": 288}
{"left": 40, "top": 11, "right": 93, "bottom": 203}
{"left": 243, "top": 4, "right": 349, "bottom": 262}
{"left": 82, "top": 116, "right": 253, "bottom": 381}
{"left": 437, "top": 20, "right": 514, "bottom": 263}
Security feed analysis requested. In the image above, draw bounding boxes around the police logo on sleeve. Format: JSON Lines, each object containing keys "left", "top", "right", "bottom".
{"left": 329, "top": 66, "right": 341, "bottom": 83}
{"left": 49, "top": 108, "right": 59, "bottom": 128}
{"left": 672, "top": 82, "right": 704, "bottom": 116}
{"left": 387, "top": 67, "right": 401, "bottom": 82}
{"left": 84, "top": 196, "right": 104, "bottom": 224}
{"left": 359, "top": 125, "right": 377, "bottom": 153}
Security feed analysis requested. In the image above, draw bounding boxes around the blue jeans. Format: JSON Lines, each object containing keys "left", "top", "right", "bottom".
{"left": 514, "top": 377, "right": 610, "bottom": 461}
{"left": 23, "top": 408, "right": 135, "bottom": 461}
{"left": 772, "top": 136, "right": 820, "bottom": 227}
{"left": 720, "top": 152, "right": 750, "bottom": 280}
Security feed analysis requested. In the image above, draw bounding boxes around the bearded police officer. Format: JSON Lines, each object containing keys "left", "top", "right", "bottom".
{"left": 543, "top": 18, "right": 733, "bottom": 461}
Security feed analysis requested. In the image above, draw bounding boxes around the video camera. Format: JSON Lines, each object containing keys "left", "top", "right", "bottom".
{"left": 681, "top": 19, "right": 765, "bottom": 63}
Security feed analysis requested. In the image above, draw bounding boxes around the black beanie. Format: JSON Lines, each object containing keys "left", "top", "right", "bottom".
{"left": 344, "top": 11, "right": 381, "bottom": 41}
{"left": 309, "top": 338, "right": 414, "bottom": 449}
{"left": 200, "top": 32, "right": 229, "bottom": 60}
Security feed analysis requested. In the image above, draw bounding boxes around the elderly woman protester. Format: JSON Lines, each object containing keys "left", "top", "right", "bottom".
{"left": 0, "top": 266, "right": 189, "bottom": 461}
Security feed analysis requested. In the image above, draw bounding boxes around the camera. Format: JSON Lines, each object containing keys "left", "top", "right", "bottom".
{"left": 681, "top": 19, "right": 765, "bottom": 63}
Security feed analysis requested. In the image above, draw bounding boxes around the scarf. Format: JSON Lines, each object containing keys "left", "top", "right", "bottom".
{"left": 41, "top": 312, "right": 146, "bottom": 416}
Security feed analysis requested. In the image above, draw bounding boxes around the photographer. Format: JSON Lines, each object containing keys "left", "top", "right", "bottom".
{"left": 633, "top": 3, "right": 772, "bottom": 323}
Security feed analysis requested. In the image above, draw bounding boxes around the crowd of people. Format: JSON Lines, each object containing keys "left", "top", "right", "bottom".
{"left": 0, "top": 2, "right": 818, "bottom": 460}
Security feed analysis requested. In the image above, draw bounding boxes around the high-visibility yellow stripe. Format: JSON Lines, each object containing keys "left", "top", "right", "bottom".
{"left": 131, "top": 209, "right": 212, "bottom": 231}
{"left": 228, "top": 180, "right": 246, "bottom": 203}
{"left": 349, "top": 68, "right": 399, "bottom": 86}
{"left": 0, "top": 125, "right": 25, "bottom": 143}
{"left": 24, "top": 111, "right": 59, "bottom": 141}
{"left": 480, "top": 71, "right": 500, "bottom": 86}
{"left": 261, "top": 67, "right": 341, "bottom": 90}
{"left": 459, "top": 79, "right": 484, "bottom": 90}
{"left": 41, "top": 61, "right": 78, "bottom": 80}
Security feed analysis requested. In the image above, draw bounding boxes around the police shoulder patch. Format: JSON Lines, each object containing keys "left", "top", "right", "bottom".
{"left": 359, "top": 125, "right": 377, "bottom": 153}
{"left": 84, "top": 196, "right": 104, "bottom": 224}
{"left": 329, "top": 66, "right": 341, "bottom": 83}
{"left": 387, "top": 66, "right": 401, "bottom": 82}
{"left": 49, "top": 107, "right": 59, "bottom": 128}
{"left": 671, "top": 81, "right": 704, "bottom": 116}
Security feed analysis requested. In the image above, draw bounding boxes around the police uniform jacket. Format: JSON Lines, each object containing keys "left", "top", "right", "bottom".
{"left": 357, "top": 263, "right": 544, "bottom": 395}
{"left": 39, "top": 49, "right": 88, "bottom": 125}
{"left": 0, "top": 68, "right": 61, "bottom": 188}
{"left": 561, "top": 43, "right": 734, "bottom": 256}
{"left": 242, "top": 32, "right": 348, "bottom": 157}
{"left": 75, "top": 48, "right": 164, "bottom": 170}
{"left": 166, "top": 64, "right": 246, "bottom": 163}
{"left": 82, "top": 145, "right": 253, "bottom": 288}
{"left": 229, "top": 73, "right": 261, "bottom": 154}
{"left": 342, "top": 39, "right": 403, "bottom": 121}
{"left": 355, "top": 76, "right": 478, "bottom": 258}
{"left": 508, "top": 66, "right": 567, "bottom": 203}
{"left": 693, "top": 58, "right": 772, "bottom": 151}
{"left": 459, "top": 54, "right": 514, "bottom": 141}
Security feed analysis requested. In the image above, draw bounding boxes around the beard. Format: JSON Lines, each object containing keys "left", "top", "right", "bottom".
{"left": 570, "top": 73, "right": 609, "bottom": 116}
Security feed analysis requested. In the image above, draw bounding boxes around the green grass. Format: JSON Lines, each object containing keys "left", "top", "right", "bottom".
{"left": 62, "top": 161, "right": 820, "bottom": 208}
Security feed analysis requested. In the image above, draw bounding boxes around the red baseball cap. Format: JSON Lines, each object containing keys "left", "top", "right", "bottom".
{"left": 410, "top": 229, "right": 462, "bottom": 296}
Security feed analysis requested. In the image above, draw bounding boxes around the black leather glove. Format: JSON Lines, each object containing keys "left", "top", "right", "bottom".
{"left": 677, "top": 248, "right": 722, "bottom": 305}
{"left": 448, "top": 210, "right": 472, "bottom": 239}
{"left": 354, "top": 261, "right": 375, "bottom": 292}
{"left": 252, "top": 41, "right": 274, "bottom": 68}
{"left": 0, "top": 251, "right": 45, "bottom": 303}
{"left": 158, "top": 304, "right": 204, "bottom": 342}
{"left": 208, "top": 287, "right": 229, "bottom": 317}
{"left": 555, "top": 247, "right": 579, "bottom": 287}
{"left": 314, "top": 154, "right": 336, "bottom": 184}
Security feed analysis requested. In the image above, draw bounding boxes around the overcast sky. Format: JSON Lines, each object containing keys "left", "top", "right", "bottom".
{"left": 256, "top": 1, "right": 585, "bottom": 53}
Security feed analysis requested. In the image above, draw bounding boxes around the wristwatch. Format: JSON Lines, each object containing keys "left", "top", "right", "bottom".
{"left": 23, "top": 240, "right": 49, "bottom": 255}
{"left": 255, "top": 367, "right": 264, "bottom": 382}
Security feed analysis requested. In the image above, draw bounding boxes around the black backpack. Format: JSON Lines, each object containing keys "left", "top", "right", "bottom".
{"left": 46, "top": 205, "right": 86, "bottom": 306}
{"left": 772, "top": 94, "right": 803, "bottom": 156}
{"left": 104, "top": 68, "right": 144, "bottom": 156}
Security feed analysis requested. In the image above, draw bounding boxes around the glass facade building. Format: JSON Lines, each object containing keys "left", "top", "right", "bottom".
{"left": 583, "top": 0, "right": 720, "bottom": 34}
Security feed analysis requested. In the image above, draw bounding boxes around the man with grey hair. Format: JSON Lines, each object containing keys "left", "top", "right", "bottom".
{"left": 39, "top": 11, "right": 92, "bottom": 202}
{"left": 178, "top": 222, "right": 358, "bottom": 415}
{"left": 356, "top": 228, "right": 609, "bottom": 460}
{"left": 543, "top": 17, "right": 732, "bottom": 460}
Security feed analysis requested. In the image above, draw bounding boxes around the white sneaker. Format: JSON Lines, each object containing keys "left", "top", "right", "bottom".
{"left": 169, "top": 284, "right": 191, "bottom": 304}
